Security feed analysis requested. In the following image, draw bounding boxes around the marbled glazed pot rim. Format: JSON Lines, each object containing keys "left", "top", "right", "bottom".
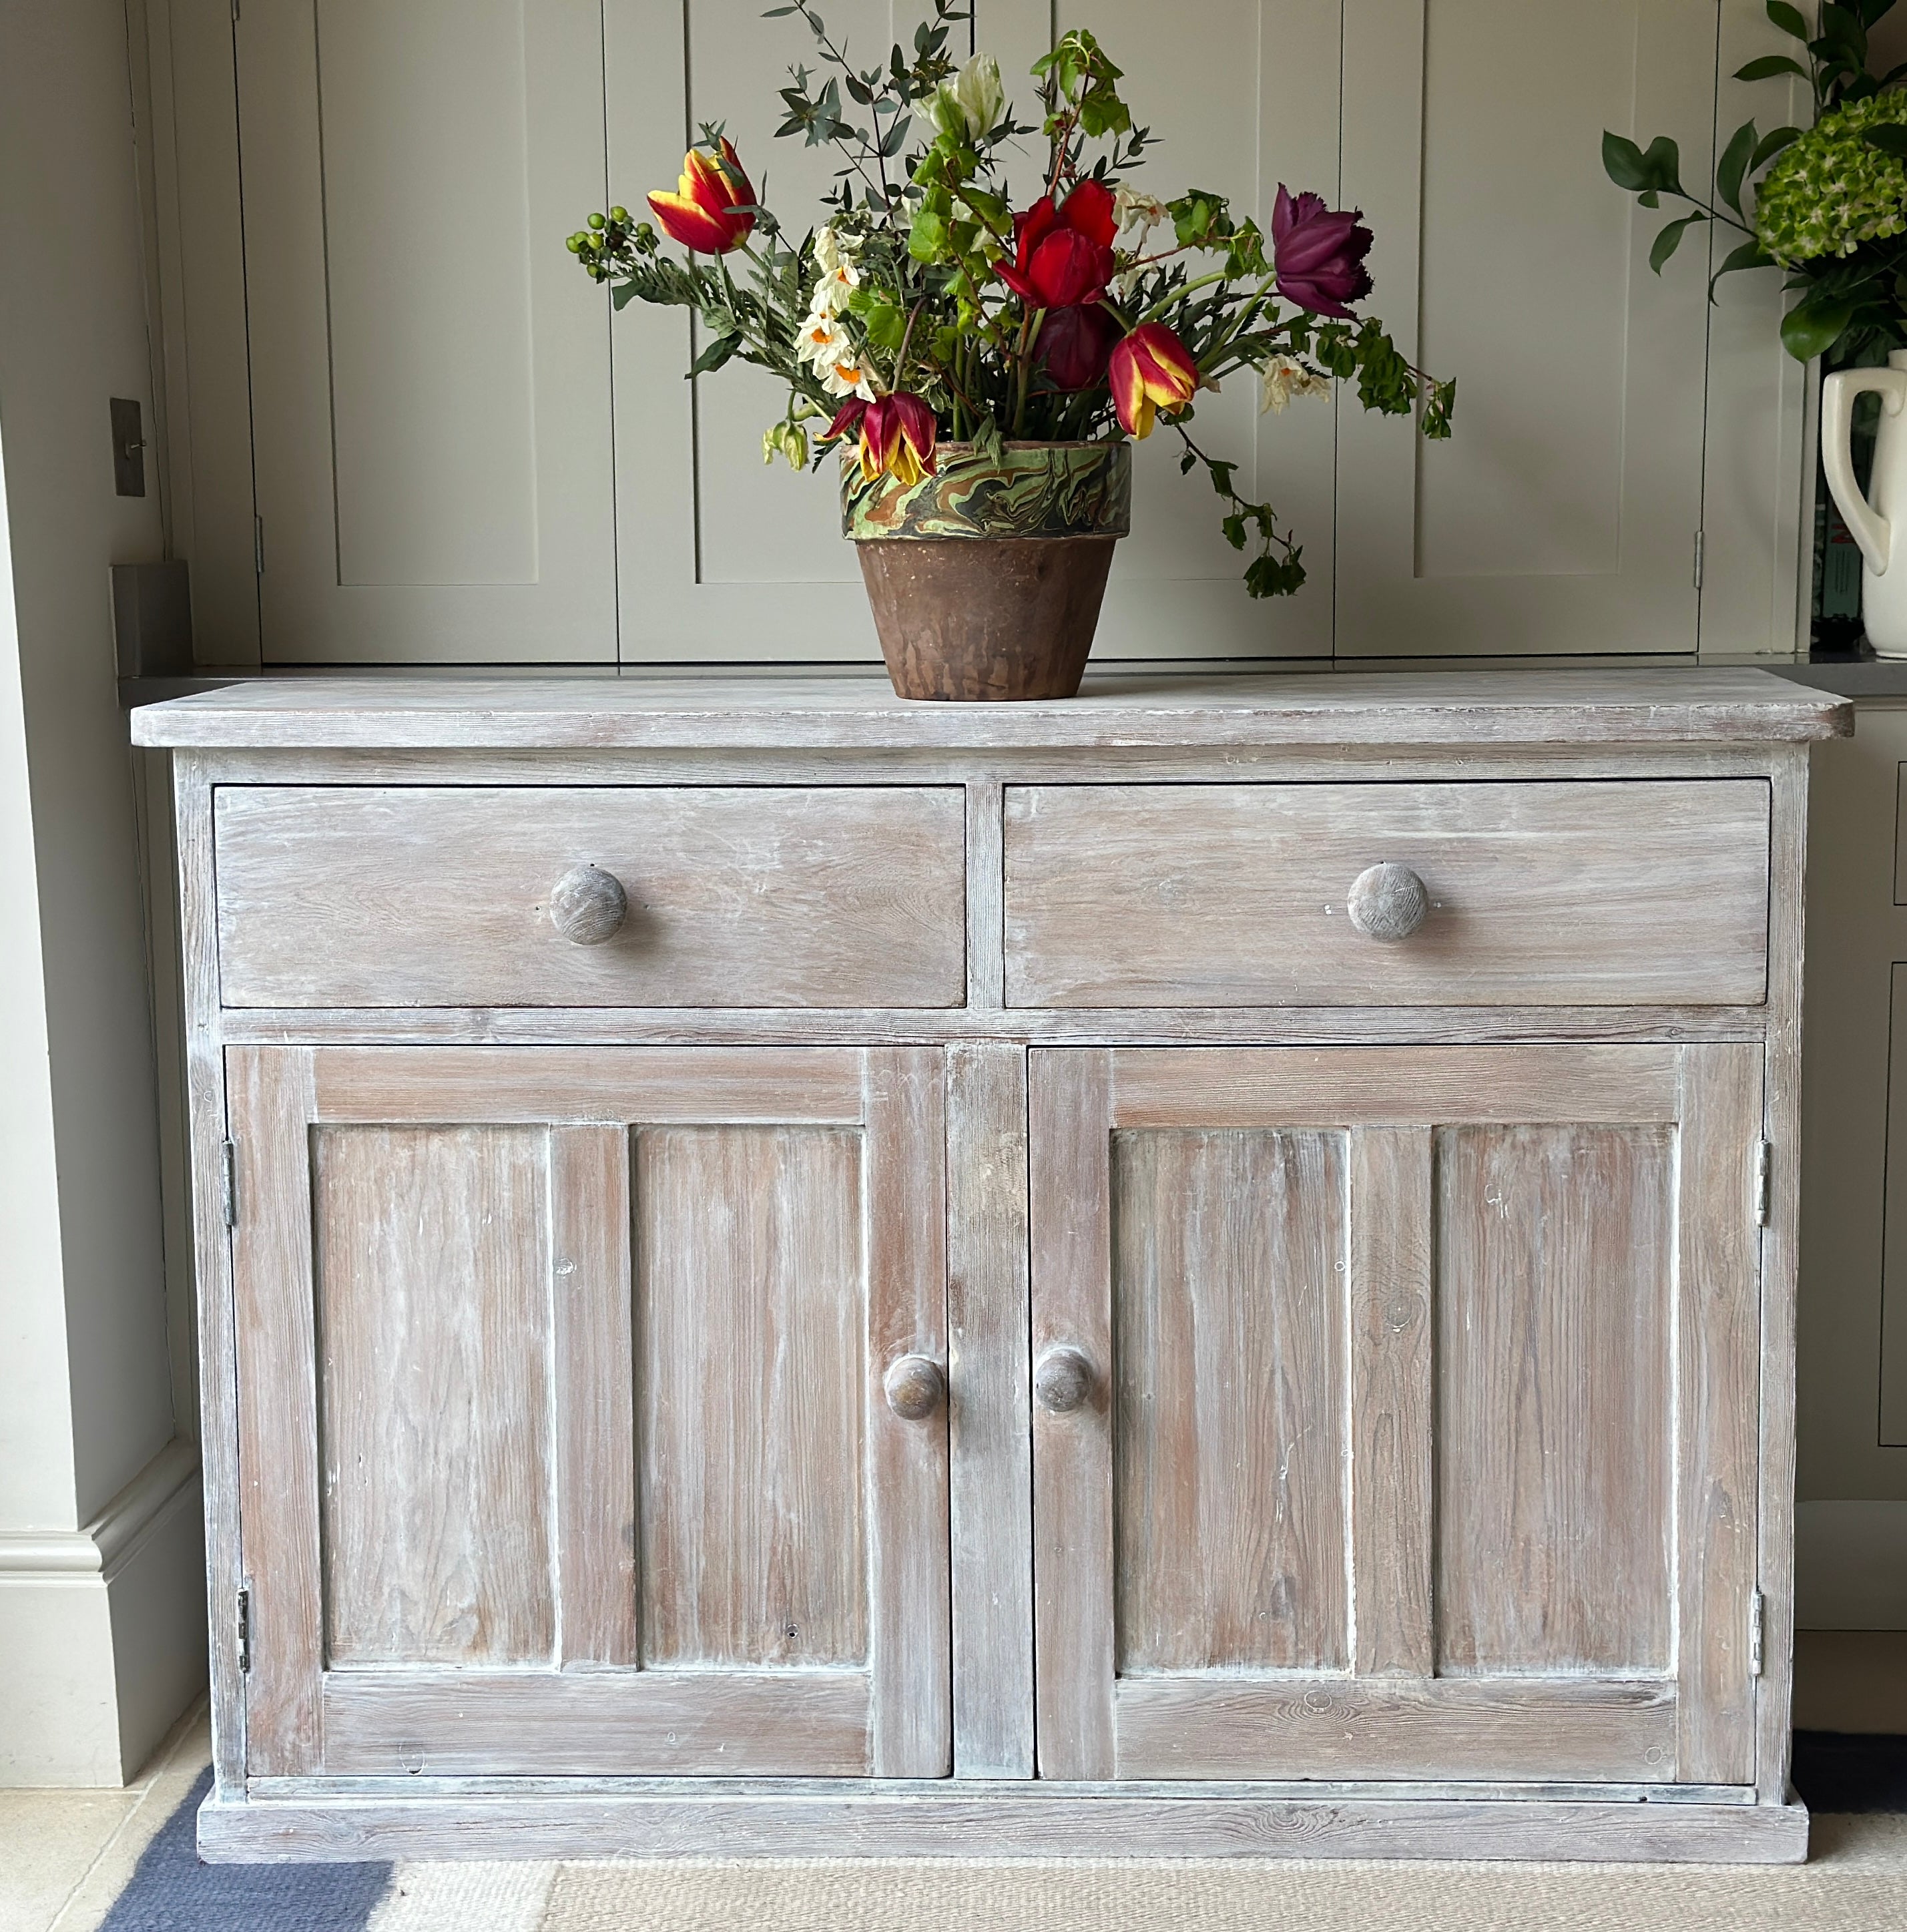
{"left": 842, "top": 437, "right": 1131, "bottom": 543}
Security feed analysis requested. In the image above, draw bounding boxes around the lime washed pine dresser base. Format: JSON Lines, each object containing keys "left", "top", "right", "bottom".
{"left": 130, "top": 669, "right": 1850, "bottom": 1863}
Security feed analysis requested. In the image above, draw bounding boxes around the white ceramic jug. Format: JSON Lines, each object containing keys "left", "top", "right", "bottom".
{"left": 1822, "top": 349, "right": 1907, "bottom": 656}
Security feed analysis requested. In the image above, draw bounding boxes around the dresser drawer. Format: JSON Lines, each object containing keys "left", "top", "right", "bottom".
{"left": 1003, "top": 780, "right": 1769, "bottom": 1008}
{"left": 214, "top": 786, "right": 967, "bottom": 1009}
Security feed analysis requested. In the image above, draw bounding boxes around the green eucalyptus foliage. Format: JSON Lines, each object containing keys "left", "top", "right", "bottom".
{"left": 1602, "top": 0, "right": 1907, "bottom": 367}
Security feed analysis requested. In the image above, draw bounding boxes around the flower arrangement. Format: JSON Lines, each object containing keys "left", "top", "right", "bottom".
{"left": 567, "top": 7, "right": 1452, "bottom": 602}
{"left": 1603, "top": 0, "right": 1907, "bottom": 367}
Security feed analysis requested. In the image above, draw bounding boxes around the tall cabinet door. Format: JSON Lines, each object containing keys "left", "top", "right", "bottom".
{"left": 1334, "top": 0, "right": 1717, "bottom": 656}
{"left": 227, "top": 1045, "right": 948, "bottom": 1777}
{"left": 1031, "top": 1043, "right": 1763, "bottom": 1784}
{"left": 234, "top": 1, "right": 617, "bottom": 662}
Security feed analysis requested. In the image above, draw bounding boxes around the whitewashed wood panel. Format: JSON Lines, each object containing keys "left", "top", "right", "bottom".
{"left": 1005, "top": 780, "right": 1771, "bottom": 1007}
{"left": 1113, "top": 1678, "right": 1676, "bottom": 1782}
{"left": 1336, "top": 0, "right": 1717, "bottom": 655}
{"left": 234, "top": 0, "right": 615, "bottom": 660}
{"left": 635, "top": 1124, "right": 868, "bottom": 1668}
{"left": 214, "top": 785, "right": 967, "bottom": 1009}
{"left": 1433, "top": 1124, "right": 1675, "bottom": 1675}
{"left": 1111, "top": 1129, "right": 1348, "bottom": 1672}
{"left": 313, "top": 1124, "right": 557, "bottom": 1668}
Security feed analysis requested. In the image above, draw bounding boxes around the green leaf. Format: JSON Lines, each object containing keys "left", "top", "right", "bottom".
{"left": 1221, "top": 513, "right": 1246, "bottom": 550}
{"left": 1751, "top": 124, "right": 1802, "bottom": 170}
{"left": 1765, "top": 0, "right": 1809, "bottom": 36}
{"left": 1602, "top": 130, "right": 1650, "bottom": 189}
{"left": 1734, "top": 53, "right": 1812, "bottom": 81}
{"left": 1865, "top": 126, "right": 1907, "bottom": 160}
{"left": 609, "top": 280, "right": 643, "bottom": 311}
{"left": 862, "top": 302, "right": 905, "bottom": 350}
{"left": 1711, "top": 238, "right": 1775, "bottom": 300}
{"left": 690, "top": 330, "right": 740, "bottom": 375}
{"left": 1781, "top": 291, "right": 1857, "bottom": 361}
{"left": 1650, "top": 210, "right": 1707, "bottom": 274}
{"left": 1716, "top": 120, "right": 1757, "bottom": 214}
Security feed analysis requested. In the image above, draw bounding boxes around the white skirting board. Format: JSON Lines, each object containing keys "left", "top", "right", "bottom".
{"left": 0, "top": 1440, "right": 208, "bottom": 1784}
{"left": 1796, "top": 1501, "right": 1907, "bottom": 1629}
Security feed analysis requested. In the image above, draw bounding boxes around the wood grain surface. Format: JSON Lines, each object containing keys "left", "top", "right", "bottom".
{"left": 1005, "top": 780, "right": 1771, "bottom": 1007}
{"left": 214, "top": 784, "right": 966, "bottom": 1009}
{"left": 1111, "top": 1128, "right": 1348, "bottom": 1674}
{"left": 130, "top": 667, "right": 1850, "bottom": 750}
{"left": 635, "top": 1124, "right": 867, "bottom": 1670}
{"left": 1433, "top": 1125, "right": 1675, "bottom": 1676}
{"left": 314, "top": 1123, "right": 556, "bottom": 1668}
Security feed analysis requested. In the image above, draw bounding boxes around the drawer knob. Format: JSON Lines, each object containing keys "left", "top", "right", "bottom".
{"left": 884, "top": 1354, "right": 946, "bottom": 1421}
{"left": 1346, "top": 863, "right": 1429, "bottom": 943}
{"left": 1035, "top": 1346, "right": 1094, "bottom": 1415}
{"left": 549, "top": 865, "right": 627, "bottom": 945}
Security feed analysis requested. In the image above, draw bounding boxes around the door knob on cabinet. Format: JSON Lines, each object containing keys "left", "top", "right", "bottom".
{"left": 1034, "top": 1346, "right": 1094, "bottom": 1415}
{"left": 884, "top": 1354, "right": 946, "bottom": 1421}
{"left": 1346, "top": 862, "right": 1429, "bottom": 943}
{"left": 549, "top": 864, "right": 627, "bottom": 945}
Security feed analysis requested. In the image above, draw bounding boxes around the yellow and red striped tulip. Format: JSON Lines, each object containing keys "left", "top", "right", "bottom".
{"left": 1109, "top": 322, "right": 1200, "bottom": 439}
{"left": 857, "top": 393, "right": 938, "bottom": 488}
{"left": 647, "top": 138, "right": 756, "bottom": 254}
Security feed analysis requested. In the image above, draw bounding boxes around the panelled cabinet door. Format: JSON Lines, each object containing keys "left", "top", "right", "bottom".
{"left": 1335, "top": 0, "right": 1716, "bottom": 655}
{"left": 1030, "top": 1043, "right": 1763, "bottom": 1785}
{"left": 234, "top": 1, "right": 616, "bottom": 662}
{"left": 226, "top": 1045, "right": 949, "bottom": 1777}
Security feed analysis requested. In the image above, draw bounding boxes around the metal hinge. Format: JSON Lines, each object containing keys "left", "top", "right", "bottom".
{"left": 237, "top": 1588, "right": 252, "bottom": 1673}
{"left": 1693, "top": 528, "right": 1705, "bottom": 591}
{"left": 1749, "top": 1588, "right": 1765, "bottom": 1677}
{"left": 1754, "top": 1140, "right": 1772, "bottom": 1226}
{"left": 253, "top": 513, "right": 264, "bottom": 575}
{"left": 221, "top": 1139, "right": 238, "bottom": 1228}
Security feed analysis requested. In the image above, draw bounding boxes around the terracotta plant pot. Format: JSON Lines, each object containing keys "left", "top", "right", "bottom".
{"left": 842, "top": 441, "right": 1131, "bottom": 701}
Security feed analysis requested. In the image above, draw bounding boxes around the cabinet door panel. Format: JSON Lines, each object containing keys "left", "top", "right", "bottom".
{"left": 236, "top": 0, "right": 616, "bottom": 660}
{"left": 637, "top": 1124, "right": 868, "bottom": 1669}
{"left": 1434, "top": 1125, "right": 1675, "bottom": 1676}
{"left": 1336, "top": 0, "right": 1715, "bottom": 654}
{"left": 230, "top": 1044, "right": 949, "bottom": 1778}
{"left": 314, "top": 1124, "right": 556, "bottom": 1668}
{"left": 1113, "top": 1129, "right": 1348, "bottom": 1672}
{"left": 1030, "top": 1043, "right": 1762, "bottom": 1784}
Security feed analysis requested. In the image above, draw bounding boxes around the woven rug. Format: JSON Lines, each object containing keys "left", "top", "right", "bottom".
{"left": 71, "top": 1737, "right": 1907, "bottom": 1932}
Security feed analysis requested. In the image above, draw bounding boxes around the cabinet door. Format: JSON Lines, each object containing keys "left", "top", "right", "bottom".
{"left": 227, "top": 1045, "right": 948, "bottom": 1777}
{"left": 234, "top": 1, "right": 617, "bottom": 662}
{"left": 1030, "top": 1043, "right": 1763, "bottom": 1784}
{"left": 1334, "top": 0, "right": 1716, "bottom": 656}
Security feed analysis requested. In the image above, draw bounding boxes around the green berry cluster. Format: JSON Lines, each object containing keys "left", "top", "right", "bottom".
{"left": 564, "top": 208, "right": 657, "bottom": 282}
{"left": 1756, "top": 91, "right": 1907, "bottom": 266}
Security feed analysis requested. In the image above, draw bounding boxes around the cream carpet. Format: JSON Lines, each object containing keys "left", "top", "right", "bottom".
{"left": 351, "top": 1815, "right": 1907, "bottom": 1932}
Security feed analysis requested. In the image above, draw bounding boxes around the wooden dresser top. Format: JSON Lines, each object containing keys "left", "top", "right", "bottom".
{"left": 129, "top": 668, "right": 1851, "bottom": 752}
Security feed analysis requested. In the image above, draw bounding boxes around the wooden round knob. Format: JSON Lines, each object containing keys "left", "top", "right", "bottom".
{"left": 1346, "top": 863, "right": 1429, "bottom": 943}
{"left": 549, "top": 865, "right": 627, "bottom": 945}
{"left": 883, "top": 1355, "right": 945, "bottom": 1421}
{"left": 1034, "top": 1346, "right": 1093, "bottom": 1415}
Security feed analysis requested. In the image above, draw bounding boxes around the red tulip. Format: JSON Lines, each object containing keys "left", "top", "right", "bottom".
{"left": 1270, "top": 185, "right": 1373, "bottom": 318}
{"left": 999, "top": 179, "right": 1117, "bottom": 310}
{"left": 1041, "top": 302, "right": 1119, "bottom": 391}
{"left": 1109, "top": 322, "right": 1200, "bottom": 439}
{"left": 647, "top": 138, "right": 756, "bottom": 254}
{"left": 856, "top": 393, "right": 938, "bottom": 487}
{"left": 820, "top": 397, "right": 869, "bottom": 444}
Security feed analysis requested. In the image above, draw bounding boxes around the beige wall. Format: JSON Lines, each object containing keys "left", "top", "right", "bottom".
{"left": 0, "top": 0, "right": 205, "bottom": 1782}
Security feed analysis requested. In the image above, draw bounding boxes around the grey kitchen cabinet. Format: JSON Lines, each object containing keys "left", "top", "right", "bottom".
{"left": 133, "top": 668, "right": 1843, "bottom": 1861}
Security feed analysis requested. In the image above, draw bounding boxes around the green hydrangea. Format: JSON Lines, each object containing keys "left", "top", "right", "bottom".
{"left": 1757, "top": 91, "right": 1907, "bottom": 266}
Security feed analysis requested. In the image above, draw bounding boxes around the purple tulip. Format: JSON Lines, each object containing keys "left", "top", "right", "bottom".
{"left": 1272, "top": 186, "right": 1374, "bottom": 318}
{"left": 1041, "top": 303, "right": 1119, "bottom": 391}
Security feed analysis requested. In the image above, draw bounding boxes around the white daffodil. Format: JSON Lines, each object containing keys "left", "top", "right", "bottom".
{"left": 1114, "top": 186, "right": 1169, "bottom": 239}
{"left": 796, "top": 308, "right": 850, "bottom": 368}
{"left": 812, "top": 226, "right": 852, "bottom": 275}
{"left": 1260, "top": 353, "right": 1332, "bottom": 415}
{"left": 819, "top": 354, "right": 875, "bottom": 400}
{"left": 811, "top": 256, "right": 859, "bottom": 316}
